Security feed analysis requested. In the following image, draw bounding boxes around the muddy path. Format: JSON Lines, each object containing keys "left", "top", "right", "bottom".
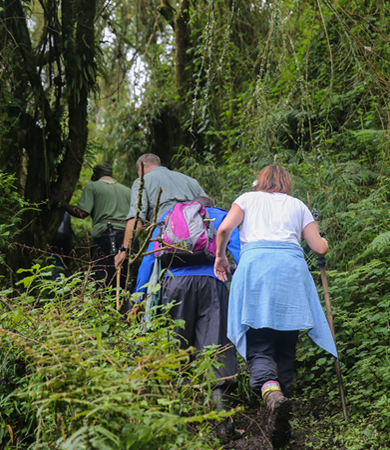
{"left": 216, "top": 404, "right": 307, "bottom": 450}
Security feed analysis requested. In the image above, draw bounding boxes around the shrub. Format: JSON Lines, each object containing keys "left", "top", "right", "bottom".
{"left": 0, "top": 265, "right": 232, "bottom": 449}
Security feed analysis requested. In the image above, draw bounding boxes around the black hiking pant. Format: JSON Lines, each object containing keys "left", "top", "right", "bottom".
{"left": 246, "top": 327, "right": 299, "bottom": 398}
{"left": 161, "top": 275, "right": 238, "bottom": 391}
{"left": 90, "top": 231, "right": 129, "bottom": 290}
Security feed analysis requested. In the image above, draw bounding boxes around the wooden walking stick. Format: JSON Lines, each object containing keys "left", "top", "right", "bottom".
{"left": 312, "top": 208, "right": 348, "bottom": 422}
{"left": 116, "top": 267, "right": 121, "bottom": 311}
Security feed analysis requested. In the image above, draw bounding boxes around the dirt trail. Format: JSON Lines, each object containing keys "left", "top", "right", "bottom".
{"left": 220, "top": 406, "right": 304, "bottom": 450}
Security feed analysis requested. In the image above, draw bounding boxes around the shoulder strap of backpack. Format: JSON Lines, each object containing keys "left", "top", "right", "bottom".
{"left": 201, "top": 209, "right": 216, "bottom": 254}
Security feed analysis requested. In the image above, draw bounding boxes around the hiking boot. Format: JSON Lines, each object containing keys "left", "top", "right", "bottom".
{"left": 264, "top": 390, "right": 292, "bottom": 449}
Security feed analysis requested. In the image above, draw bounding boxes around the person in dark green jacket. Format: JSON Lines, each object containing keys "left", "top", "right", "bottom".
{"left": 55, "top": 164, "right": 131, "bottom": 289}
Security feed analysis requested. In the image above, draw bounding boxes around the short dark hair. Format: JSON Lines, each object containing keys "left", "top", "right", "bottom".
{"left": 136, "top": 154, "right": 161, "bottom": 168}
{"left": 193, "top": 196, "right": 214, "bottom": 207}
{"left": 254, "top": 165, "right": 292, "bottom": 195}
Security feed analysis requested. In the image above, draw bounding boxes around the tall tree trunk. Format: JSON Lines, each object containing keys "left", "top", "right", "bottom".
{"left": 43, "top": 0, "right": 97, "bottom": 244}
{"left": 171, "top": 0, "right": 190, "bottom": 150}
{"left": 0, "top": 0, "right": 97, "bottom": 273}
{"left": 175, "top": 0, "right": 190, "bottom": 95}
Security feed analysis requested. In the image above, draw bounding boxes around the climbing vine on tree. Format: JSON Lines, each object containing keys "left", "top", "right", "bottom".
{"left": 0, "top": 0, "right": 99, "bottom": 271}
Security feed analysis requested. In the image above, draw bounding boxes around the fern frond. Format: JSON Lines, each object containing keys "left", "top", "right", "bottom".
{"left": 305, "top": 249, "right": 318, "bottom": 267}
{"left": 369, "top": 232, "right": 390, "bottom": 253}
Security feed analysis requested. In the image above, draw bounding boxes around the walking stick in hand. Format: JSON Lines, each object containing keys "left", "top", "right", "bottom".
{"left": 116, "top": 267, "right": 121, "bottom": 311}
{"left": 313, "top": 208, "right": 348, "bottom": 422}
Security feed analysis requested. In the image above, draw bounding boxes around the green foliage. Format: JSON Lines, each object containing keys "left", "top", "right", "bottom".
{"left": 0, "top": 0, "right": 104, "bottom": 265}
{"left": 0, "top": 172, "right": 30, "bottom": 248}
{"left": 0, "top": 266, "right": 232, "bottom": 449}
{"left": 292, "top": 171, "right": 390, "bottom": 448}
{"left": 0, "top": 171, "right": 37, "bottom": 276}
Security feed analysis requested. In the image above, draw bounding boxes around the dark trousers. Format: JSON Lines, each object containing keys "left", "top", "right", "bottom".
{"left": 90, "top": 231, "right": 129, "bottom": 290}
{"left": 246, "top": 327, "right": 299, "bottom": 398}
{"left": 161, "top": 275, "right": 237, "bottom": 390}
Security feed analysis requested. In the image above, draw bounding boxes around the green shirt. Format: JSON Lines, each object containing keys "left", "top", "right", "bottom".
{"left": 78, "top": 177, "right": 132, "bottom": 239}
{"left": 127, "top": 166, "right": 207, "bottom": 222}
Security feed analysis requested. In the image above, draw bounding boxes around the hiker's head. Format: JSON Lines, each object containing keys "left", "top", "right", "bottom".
{"left": 254, "top": 165, "right": 292, "bottom": 195}
{"left": 194, "top": 196, "right": 214, "bottom": 208}
{"left": 91, "top": 164, "right": 113, "bottom": 181}
{"left": 136, "top": 153, "right": 161, "bottom": 176}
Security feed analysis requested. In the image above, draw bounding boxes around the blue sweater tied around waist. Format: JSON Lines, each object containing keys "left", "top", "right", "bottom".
{"left": 228, "top": 241, "right": 338, "bottom": 361}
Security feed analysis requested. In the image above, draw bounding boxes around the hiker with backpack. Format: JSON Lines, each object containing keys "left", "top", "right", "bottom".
{"left": 115, "top": 154, "right": 207, "bottom": 270}
{"left": 134, "top": 197, "right": 240, "bottom": 437}
{"left": 214, "top": 165, "right": 338, "bottom": 448}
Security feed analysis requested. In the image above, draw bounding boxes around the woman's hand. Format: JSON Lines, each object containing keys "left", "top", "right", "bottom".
{"left": 214, "top": 255, "right": 231, "bottom": 282}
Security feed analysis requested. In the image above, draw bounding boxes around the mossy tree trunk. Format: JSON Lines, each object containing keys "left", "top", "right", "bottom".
{"left": 0, "top": 0, "right": 97, "bottom": 273}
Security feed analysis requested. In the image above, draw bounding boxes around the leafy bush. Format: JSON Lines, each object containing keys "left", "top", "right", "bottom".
{"left": 0, "top": 171, "right": 41, "bottom": 284}
{"left": 293, "top": 173, "right": 390, "bottom": 449}
{"left": 0, "top": 265, "right": 232, "bottom": 449}
{"left": 0, "top": 172, "right": 32, "bottom": 255}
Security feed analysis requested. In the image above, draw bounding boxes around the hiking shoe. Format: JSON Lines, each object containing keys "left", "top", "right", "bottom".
{"left": 264, "top": 391, "right": 292, "bottom": 448}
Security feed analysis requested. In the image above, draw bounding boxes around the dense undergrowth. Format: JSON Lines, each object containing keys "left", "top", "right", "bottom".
{"left": 0, "top": 265, "right": 233, "bottom": 449}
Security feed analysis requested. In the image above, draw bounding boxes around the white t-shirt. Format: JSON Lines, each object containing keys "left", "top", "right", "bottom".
{"left": 234, "top": 191, "right": 314, "bottom": 247}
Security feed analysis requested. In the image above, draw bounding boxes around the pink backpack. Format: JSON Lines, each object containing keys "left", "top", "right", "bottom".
{"left": 153, "top": 201, "right": 216, "bottom": 267}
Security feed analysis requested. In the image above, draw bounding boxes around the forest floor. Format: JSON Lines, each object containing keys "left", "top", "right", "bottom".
{"left": 215, "top": 400, "right": 316, "bottom": 450}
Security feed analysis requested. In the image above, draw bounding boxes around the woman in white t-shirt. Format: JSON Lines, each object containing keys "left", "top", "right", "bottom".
{"left": 214, "top": 165, "right": 335, "bottom": 448}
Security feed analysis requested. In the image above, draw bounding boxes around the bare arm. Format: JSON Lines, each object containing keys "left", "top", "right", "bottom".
{"left": 302, "top": 222, "right": 329, "bottom": 256}
{"left": 114, "top": 218, "right": 143, "bottom": 268}
{"left": 214, "top": 204, "right": 244, "bottom": 282}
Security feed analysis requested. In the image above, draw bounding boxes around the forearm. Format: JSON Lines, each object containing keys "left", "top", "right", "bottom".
{"left": 122, "top": 218, "right": 142, "bottom": 249}
{"left": 122, "top": 218, "right": 135, "bottom": 250}
{"left": 302, "top": 222, "right": 329, "bottom": 256}
{"left": 216, "top": 228, "right": 230, "bottom": 257}
{"left": 312, "top": 241, "right": 329, "bottom": 257}
{"left": 214, "top": 230, "right": 232, "bottom": 282}
{"left": 115, "top": 218, "right": 144, "bottom": 268}
{"left": 60, "top": 201, "right": 88, "bottom": 219}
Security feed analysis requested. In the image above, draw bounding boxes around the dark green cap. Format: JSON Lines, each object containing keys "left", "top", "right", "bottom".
{"left": 92, "top": 164, "right": 112, "bottom": 181}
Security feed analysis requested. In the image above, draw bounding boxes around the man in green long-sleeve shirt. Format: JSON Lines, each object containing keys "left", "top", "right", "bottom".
{"left": 57, "top": 164, "right": 131, "bottom": 288}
